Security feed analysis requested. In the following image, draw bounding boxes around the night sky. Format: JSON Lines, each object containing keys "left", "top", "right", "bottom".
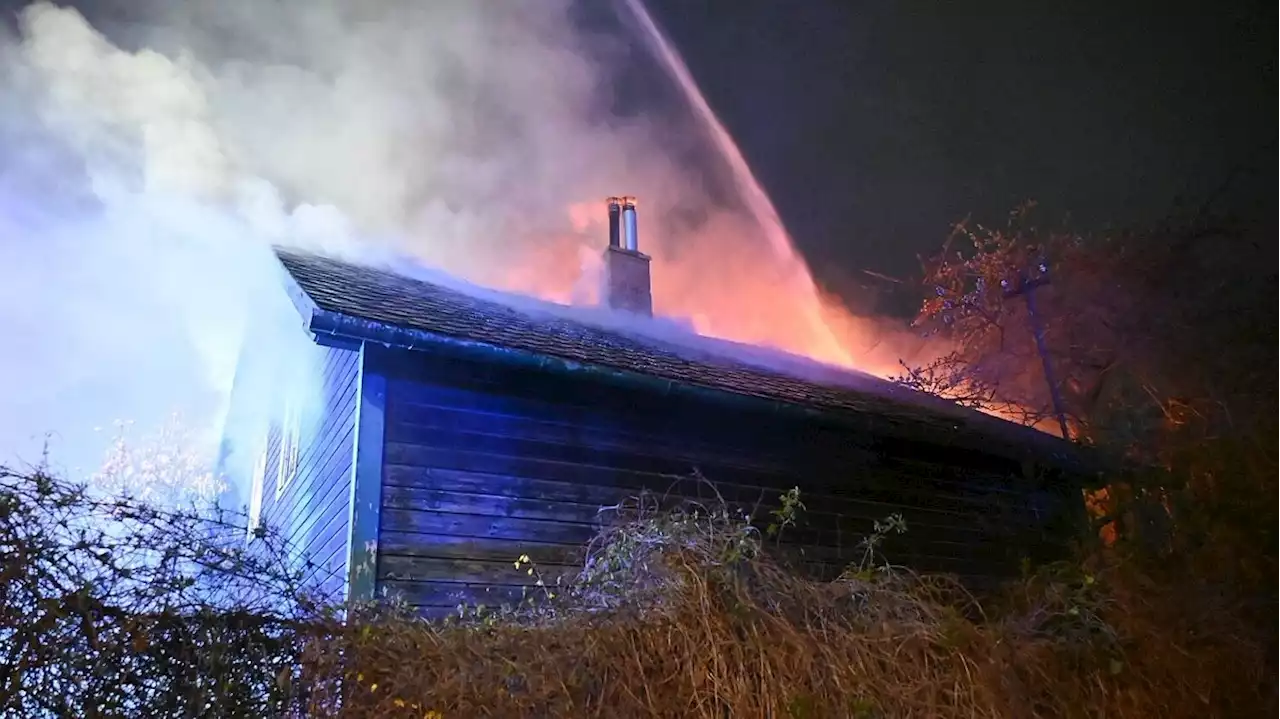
{"left": 5, "top": 0, "right": 1274, "bottom": 302}
{"left": 649, "top": 0, "right": 1273, "bottom": 298}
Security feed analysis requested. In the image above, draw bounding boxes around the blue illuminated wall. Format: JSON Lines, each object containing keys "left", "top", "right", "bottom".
{"left": 366, "top": 344, "right": 1081, "bottom": 617}
{"left": 254, "top": 344, "right": 360, "bottom": 600}
{"left": 221, "top": 332, "right": 1079, "bottom": 615}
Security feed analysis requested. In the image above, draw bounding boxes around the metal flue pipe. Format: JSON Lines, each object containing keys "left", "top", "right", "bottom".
{"left": 621, "top": 196, "right": 638, "bottom": 251}
{"left": 606, "top": 196, "right": 623, "bottom": 248}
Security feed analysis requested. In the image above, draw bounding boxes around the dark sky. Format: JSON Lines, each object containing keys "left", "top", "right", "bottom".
{"left": 649, "top": 0, "right": 1274, "bottom": 289}
{"left": 6, "top": 0, "right": 1273, "bottom": 297}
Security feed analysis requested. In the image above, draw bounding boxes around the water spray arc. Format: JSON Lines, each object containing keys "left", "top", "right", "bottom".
{"left": 615, "top": 0, "right": 855, "bottom": 367}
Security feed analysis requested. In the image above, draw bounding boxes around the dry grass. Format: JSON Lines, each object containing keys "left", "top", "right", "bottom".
{"left": 299, "top": 500, "right": 1274, "bottom": 719}
{"left": 3, "top": 467, "right": 1271, "bottom": 717}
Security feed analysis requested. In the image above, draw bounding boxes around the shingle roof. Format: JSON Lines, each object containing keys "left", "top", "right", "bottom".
{"left": 274, "top": 247, "right": 1086, "bottom": 470}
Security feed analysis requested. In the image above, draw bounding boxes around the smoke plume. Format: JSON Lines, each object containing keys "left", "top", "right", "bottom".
{"left": 0, "top": 0, "right": 927, "bottom": 501}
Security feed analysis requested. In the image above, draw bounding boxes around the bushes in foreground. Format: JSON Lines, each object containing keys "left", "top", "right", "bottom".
{"left": 1, "top": 467, "right": 1274, "bottom": 718}
{"left": 315, "top": 566, "right": 1272, "bottom": 718}
{"left": 0, "top": 467, "right": 327, "bottom": 716}
{"left": 310, "top": 497, "right": 1273, "bottom": 718}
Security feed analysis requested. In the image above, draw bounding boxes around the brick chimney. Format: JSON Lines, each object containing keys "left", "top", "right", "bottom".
{"left": 602, "top": 196, "right": 652, "bottom": 316}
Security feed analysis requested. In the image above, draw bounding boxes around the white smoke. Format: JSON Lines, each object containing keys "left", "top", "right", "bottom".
{"left": 0, "top": 0, "right": 928, "bottom": 503}
{"left": 0, "top": 1, "right": 612, "bottom": 487}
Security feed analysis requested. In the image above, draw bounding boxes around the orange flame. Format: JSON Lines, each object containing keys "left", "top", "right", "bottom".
{"left": 488, "top": 201, "right": 917, "bottom": 379}
{"left": 482, "top": 200, "right": 1064, "bottom": 442}
{"left": 485, "top": 201, "right": 1062, "bottom": 440}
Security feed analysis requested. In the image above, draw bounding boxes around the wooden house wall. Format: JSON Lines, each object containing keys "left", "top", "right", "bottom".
{"left": 373, "top": 349, "right": 1081, "bottom": 616}
{"left": 258, "top": 344, "right": 361, "bottom": 601}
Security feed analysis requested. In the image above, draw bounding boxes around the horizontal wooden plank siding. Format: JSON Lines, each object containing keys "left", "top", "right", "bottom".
{"left": 374, "top": 350, "right": 1080, "bottom": 616}
{"left": 259, "top": 344, "right": 360, "bottom": 602}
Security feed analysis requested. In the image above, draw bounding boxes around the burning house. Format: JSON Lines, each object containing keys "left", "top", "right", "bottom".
{"left": 220, "top": 197, "right": 1091, "bottom": 614}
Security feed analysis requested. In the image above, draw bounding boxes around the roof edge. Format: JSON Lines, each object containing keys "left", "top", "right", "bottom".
{"left": 275, "top": 248, "right": 323, "bottom": 333}
{"left": 303, "top": 305, "right": 1103, "bottom": 479}
{"left": 307, "top": 305, "right": 802, "bottom": 416}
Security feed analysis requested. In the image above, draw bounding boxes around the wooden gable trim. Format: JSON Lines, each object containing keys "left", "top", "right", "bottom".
{"left": 346, "top": 342, "right": 388, "bottom": 605}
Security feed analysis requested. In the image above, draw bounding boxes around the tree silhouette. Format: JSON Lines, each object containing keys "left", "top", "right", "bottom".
{"left": 898, "top": 197, "right": 1276, "bottom": 580}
